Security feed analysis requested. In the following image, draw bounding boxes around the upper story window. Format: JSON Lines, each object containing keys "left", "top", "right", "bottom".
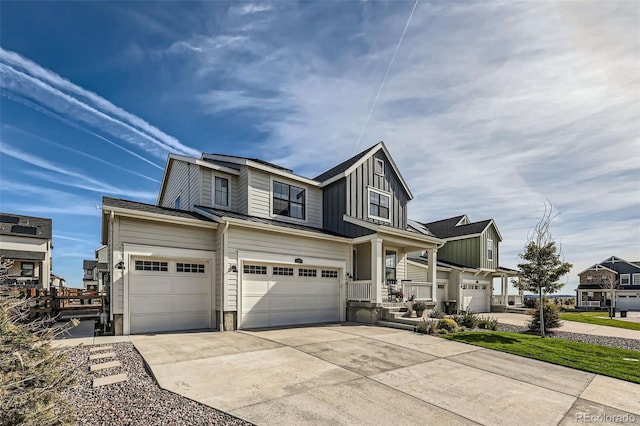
{"left": 633, "top": 274, "right": 640, "bottom": 285}
{"left": 375, "top": 158, "right": 385, "bottom": 176}
{"left": 21, "top": 262, "right": 34, "bottom": 277}
{"left": 215, "top": 177, "right": 229, "bottom": 207}
{"left": 586, "top": 275, "right": 593, "bottom": 283}
{"left": 273, "top": 181, "right": 305, "bottom": 219}
{"left": 368, "top": 188, "right": 390, "bottom": 221}
{"left": 174, "top": 196, "right": 181, "bottom": 209}
{"left": 620, "top": 274, "right": 630, "bottom": 285}
{"left": 487, "top": 239, "right": 494, "bottom": 261}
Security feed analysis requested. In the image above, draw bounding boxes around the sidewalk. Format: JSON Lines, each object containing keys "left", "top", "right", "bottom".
{"left": 53, "top": 319, "right": 129, "bottom": 348}
{"left": 492, "top": 312, "right": 640, "bottom": 340}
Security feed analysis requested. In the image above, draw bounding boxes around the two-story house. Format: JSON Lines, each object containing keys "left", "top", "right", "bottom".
{"left": 0, "top": 213, "right": 53, "bottom": 289}
{"left": 102, "top": 142, "right": 450, "bottom": 335}
{"left": 405, "top": 215, "right": 518, "bottom": 313}
{"left": 576, "top": 256, "right": 640, "bottom": 311}
{"left": 83, "top": 247, "right": 109, "bottom": 293}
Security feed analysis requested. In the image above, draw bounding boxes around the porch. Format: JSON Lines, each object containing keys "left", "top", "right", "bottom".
{"left": 344, "top": 230, "right": 442, "bottom": 324}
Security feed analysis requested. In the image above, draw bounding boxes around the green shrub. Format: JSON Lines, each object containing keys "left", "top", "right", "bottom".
{"left": 437, "top": 329, "right": 449, "bottom": 335}
{"left": 416, "top": 318, "right": 438, "bottom": 335}
{"left": 528, "top": 303, "right": 562, "bottom": 332}
{"left": 438, "top": 318, "right": 459, "bottom": 333}
{"left": 459, "top": 310, "right": 479, "bottom": 328}
{"left": 478, "top": 316, "right": 499, "bottom": 331}
{"left": 429, "top": 308, "right": 445, "bottom": 319}
{"left": 0, "top": 288, "right": 78, "bottom": 425}
{"left": 412, "top": 301, "right": 428, "bottom": 312}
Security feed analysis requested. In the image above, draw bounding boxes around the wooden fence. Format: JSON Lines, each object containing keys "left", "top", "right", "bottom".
{"left": 11, "top": 287, "right": 105, "bottom": 318}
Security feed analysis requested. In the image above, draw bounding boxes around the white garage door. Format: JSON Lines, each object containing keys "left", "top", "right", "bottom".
{"left": 616, "top": 295, "right": 640, "bottom": 311}
{"left": 241, "top": 263, "right": 340, "bottom": 329}
{"left": 462, "top": 281, "right": 489, "bottom": 313}
{"left": 129, "top": 258, "right": 211, "bottom": 334}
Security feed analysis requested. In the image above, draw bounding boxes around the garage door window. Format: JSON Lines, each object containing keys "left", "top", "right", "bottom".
{"left": 135, "top": 260, "right": 168, "bottom": 272}
{"left": 273, "top": 267, "right": 294, "bottom": 276}
{"left": 244, "top": 265, "right": 267, "bottom": 275}
{"left": 321, "top": 270, "right": 338, "bottom": 278}
{"left": 177, "top": 263, "right": 205, "bottom": 273}
{"left": 299, "top": 268, "right": 317, "bottom": 277}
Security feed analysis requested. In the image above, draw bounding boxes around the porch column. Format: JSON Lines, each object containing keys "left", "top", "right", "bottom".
{"left": 426, "top": 248, "right": 437, "bottom": 302}
{"left": 502, "top": 276, "right": 508, "bottom": 306}
{"left": 371, "top": 238, "right": 383, "bottom": 304}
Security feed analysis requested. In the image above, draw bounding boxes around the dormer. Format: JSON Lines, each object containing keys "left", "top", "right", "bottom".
{"left": 315, "top": 142, "right": 412, "bottom": 237}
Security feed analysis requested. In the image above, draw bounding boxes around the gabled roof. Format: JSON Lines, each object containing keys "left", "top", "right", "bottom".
{"left": 423, "top": 216, "right": 500, "bottom": 241}
{"left": 83, "top": 260, "right": 98, "bottom": 270}
{"left": 194, "top": 206, "right": 349, "bottom": 238}
{"left": 578, "top": 256, "right": 640, "bottom": 276}
{"left": 0, "top": 213, "right": 52, "bottom": 239}
{"left": 406, "top": 219, "right": 435, "bottom": 237}
{"left": 203, "top": 153, "right": 292, "bottom": 173}
{"left": 314, "top": 142, "right": 414, "bottom": 199}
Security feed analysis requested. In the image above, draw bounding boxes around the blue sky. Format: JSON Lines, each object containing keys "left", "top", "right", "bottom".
{"left": 0, "top": 1, "right": 638, "bottom": 292}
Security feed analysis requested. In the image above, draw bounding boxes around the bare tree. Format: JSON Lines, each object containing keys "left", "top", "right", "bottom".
{"left": 513, "top": 202, "right": 573, "bottom": 337}
{"left": 601, "top": 275, "right": 619, "bottom": 319}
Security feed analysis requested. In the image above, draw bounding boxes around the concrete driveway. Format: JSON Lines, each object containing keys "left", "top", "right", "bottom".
{"left": 131, "top": 324, "right": 640, "bottom": 425}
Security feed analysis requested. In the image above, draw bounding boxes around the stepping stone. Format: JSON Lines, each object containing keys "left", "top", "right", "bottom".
{"left": 90, "top": 360, "right": 121, "bottom": 372}
{"left": 89, "top": 345, "right": 113, "bottom": 352}
{"left": 93, "top": 373, "right": 128, "bottom": 388}
{"left": 89, "top": 351, "right": 116, "bottom": 361}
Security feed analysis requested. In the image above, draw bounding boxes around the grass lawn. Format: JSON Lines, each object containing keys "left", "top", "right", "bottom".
{"left": 560, "top": 311, "right": 640, "bottom": 331}
{"left": 443, "top": 331, "right": 640, "bottom": 383}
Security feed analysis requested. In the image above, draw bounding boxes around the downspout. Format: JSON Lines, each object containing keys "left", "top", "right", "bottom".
{"left": 108, "top": 211, "right": 114, "bottom": 322}
{"left": 219, "top": 220, "right": 230, "bottom": 331}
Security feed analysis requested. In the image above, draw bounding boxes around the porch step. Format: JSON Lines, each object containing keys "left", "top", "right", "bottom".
{"left": 376, "top": 320, "right": 416, "bottom": 332}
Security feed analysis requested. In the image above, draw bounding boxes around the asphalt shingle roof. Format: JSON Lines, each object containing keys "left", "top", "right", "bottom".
{"left": 423, "top": 216, "right": 492, "bottom": 239}
{"left": 103, "top": 197, "right": 213, "bottom": 221}
{"left": 204, "top": 154, "right": 292, "bottom": 173}
{"left": 0, "top": 213, "right": 52, "bottom": 239}
{"left": 0, "top": 249, "right": 45, "bottom": 261}
{"left": 313, "top": 143, "right": 378, "bottom": 182}
{"left": 83, "top": 260, "right": 98, "bottom": 270}
{"left": 201, "top": 158, "right": 242, "bottom": 170}
{"left": 196, "top": 206, "right": 349, "bottom": 238}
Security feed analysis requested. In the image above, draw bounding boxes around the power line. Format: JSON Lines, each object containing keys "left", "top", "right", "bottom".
{"left": 353, "top": 0, "right": 420, "bottom": 153}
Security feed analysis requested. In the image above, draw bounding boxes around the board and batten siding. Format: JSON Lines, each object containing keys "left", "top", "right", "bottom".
{"left": 345, "top": 151, "right": 409, "bottom": 230}
{"left": 438, "top": 237, "right": 481, "bottom": 268}
{"left": 160, "top": 160, "right": 201, "bottom": 210}
{"left": 480, "top": 225, "right": 500, "bottom": 270}
{"left": 110, "top": 217, "right": 216, "bottom": 313}
{"left": 237, "top": 168, "right": 249, "bottom": 214}
{"left": 201, "top": 169, "right": 239, "bottom": 211}
{"left": 225, "top": 227, "right": 351, "bottom": 311}
{"left": 247, "top": 169, "right": 323, "bottom": 228}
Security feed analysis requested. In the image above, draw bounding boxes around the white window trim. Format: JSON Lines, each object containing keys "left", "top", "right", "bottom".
{"left": 633, "top": 273, "right": 640, "bottom": 285}
{"left": 269, "top": 176, "right": 308, "bottom": 223}
{"left": 367, "top": 187, "right": 391, "bottom": 223}
{"left": 213, "top": 175, "right": 230, "bottom": 208}
{"left": 620, "top": 274, "right": 630, "bottom": 285}
{"left": 487, "top": 239, "right": 494, "bottom": 261}
{"left": 375, "top": 158, "right": 385, "bottom": 176}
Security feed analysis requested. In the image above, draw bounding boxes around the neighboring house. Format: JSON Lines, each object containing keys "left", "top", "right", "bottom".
{"left": 95, "top": 245, "right": 109, "bottom": 292}
{"left": 50, "top": 272, "right": 66, "bottom": 289}
{"left": 83, "top": 259, "right": 100, "bottom": 292}
{"left": 0, "top": 213, "right": 53, "bottom": 289}
{"left": 576, "top": 256, "right": 640, "bottom": 311}
{"left": 102, "top": 142, "right": 448, "bottom": 335}
{"left": 406, "top": 215, "right": 519, "bottom": 313}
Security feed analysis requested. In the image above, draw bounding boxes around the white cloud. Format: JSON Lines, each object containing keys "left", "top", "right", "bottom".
{"left": 0, "top": 180, "right": 102, "bottom": 217}
{"left": 230, "top": 3, "right": 271, "bottom": 15}
{"left": 0, "top": 47, "right": 200, "bottom": 159}
{"left": 167, "top": 1, "right": 639, "bottom": 291}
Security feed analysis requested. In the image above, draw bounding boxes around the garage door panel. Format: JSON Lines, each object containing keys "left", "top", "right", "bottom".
{"left": 172, "top": 294, "right": 209, "bottom": 311}
{"left": 243, "top": 295, "right": 269, "bottom": 311}
{"left": 244, "top": 280, "right": 270, "bottom": 294}
{"left": 129, "top": 257, "right": 212, "bottom": 334}
{"left": 131, "top": 295, "right": 171, "bottom": 313}
{"left": 241, "top": 262, "right": 341, "bottom": 329}
{"left": 131, "top": 314, "right": 172, "bottom": 334}
{"left": 131, "top": 278, "right": 172, "bottom": 295}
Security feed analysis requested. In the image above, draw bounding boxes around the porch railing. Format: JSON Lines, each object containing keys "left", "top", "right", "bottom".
{"left": 492, "top": 295, "right": 524, "bottom": 306}
{"left": 582, "top": 301, "right": 601, "bottom": 308}
{"left": 402, "top": 281, "right": 433, "bottom": 301}
{"left": 347, "top": 281, "right": 372, "bottom": 302}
